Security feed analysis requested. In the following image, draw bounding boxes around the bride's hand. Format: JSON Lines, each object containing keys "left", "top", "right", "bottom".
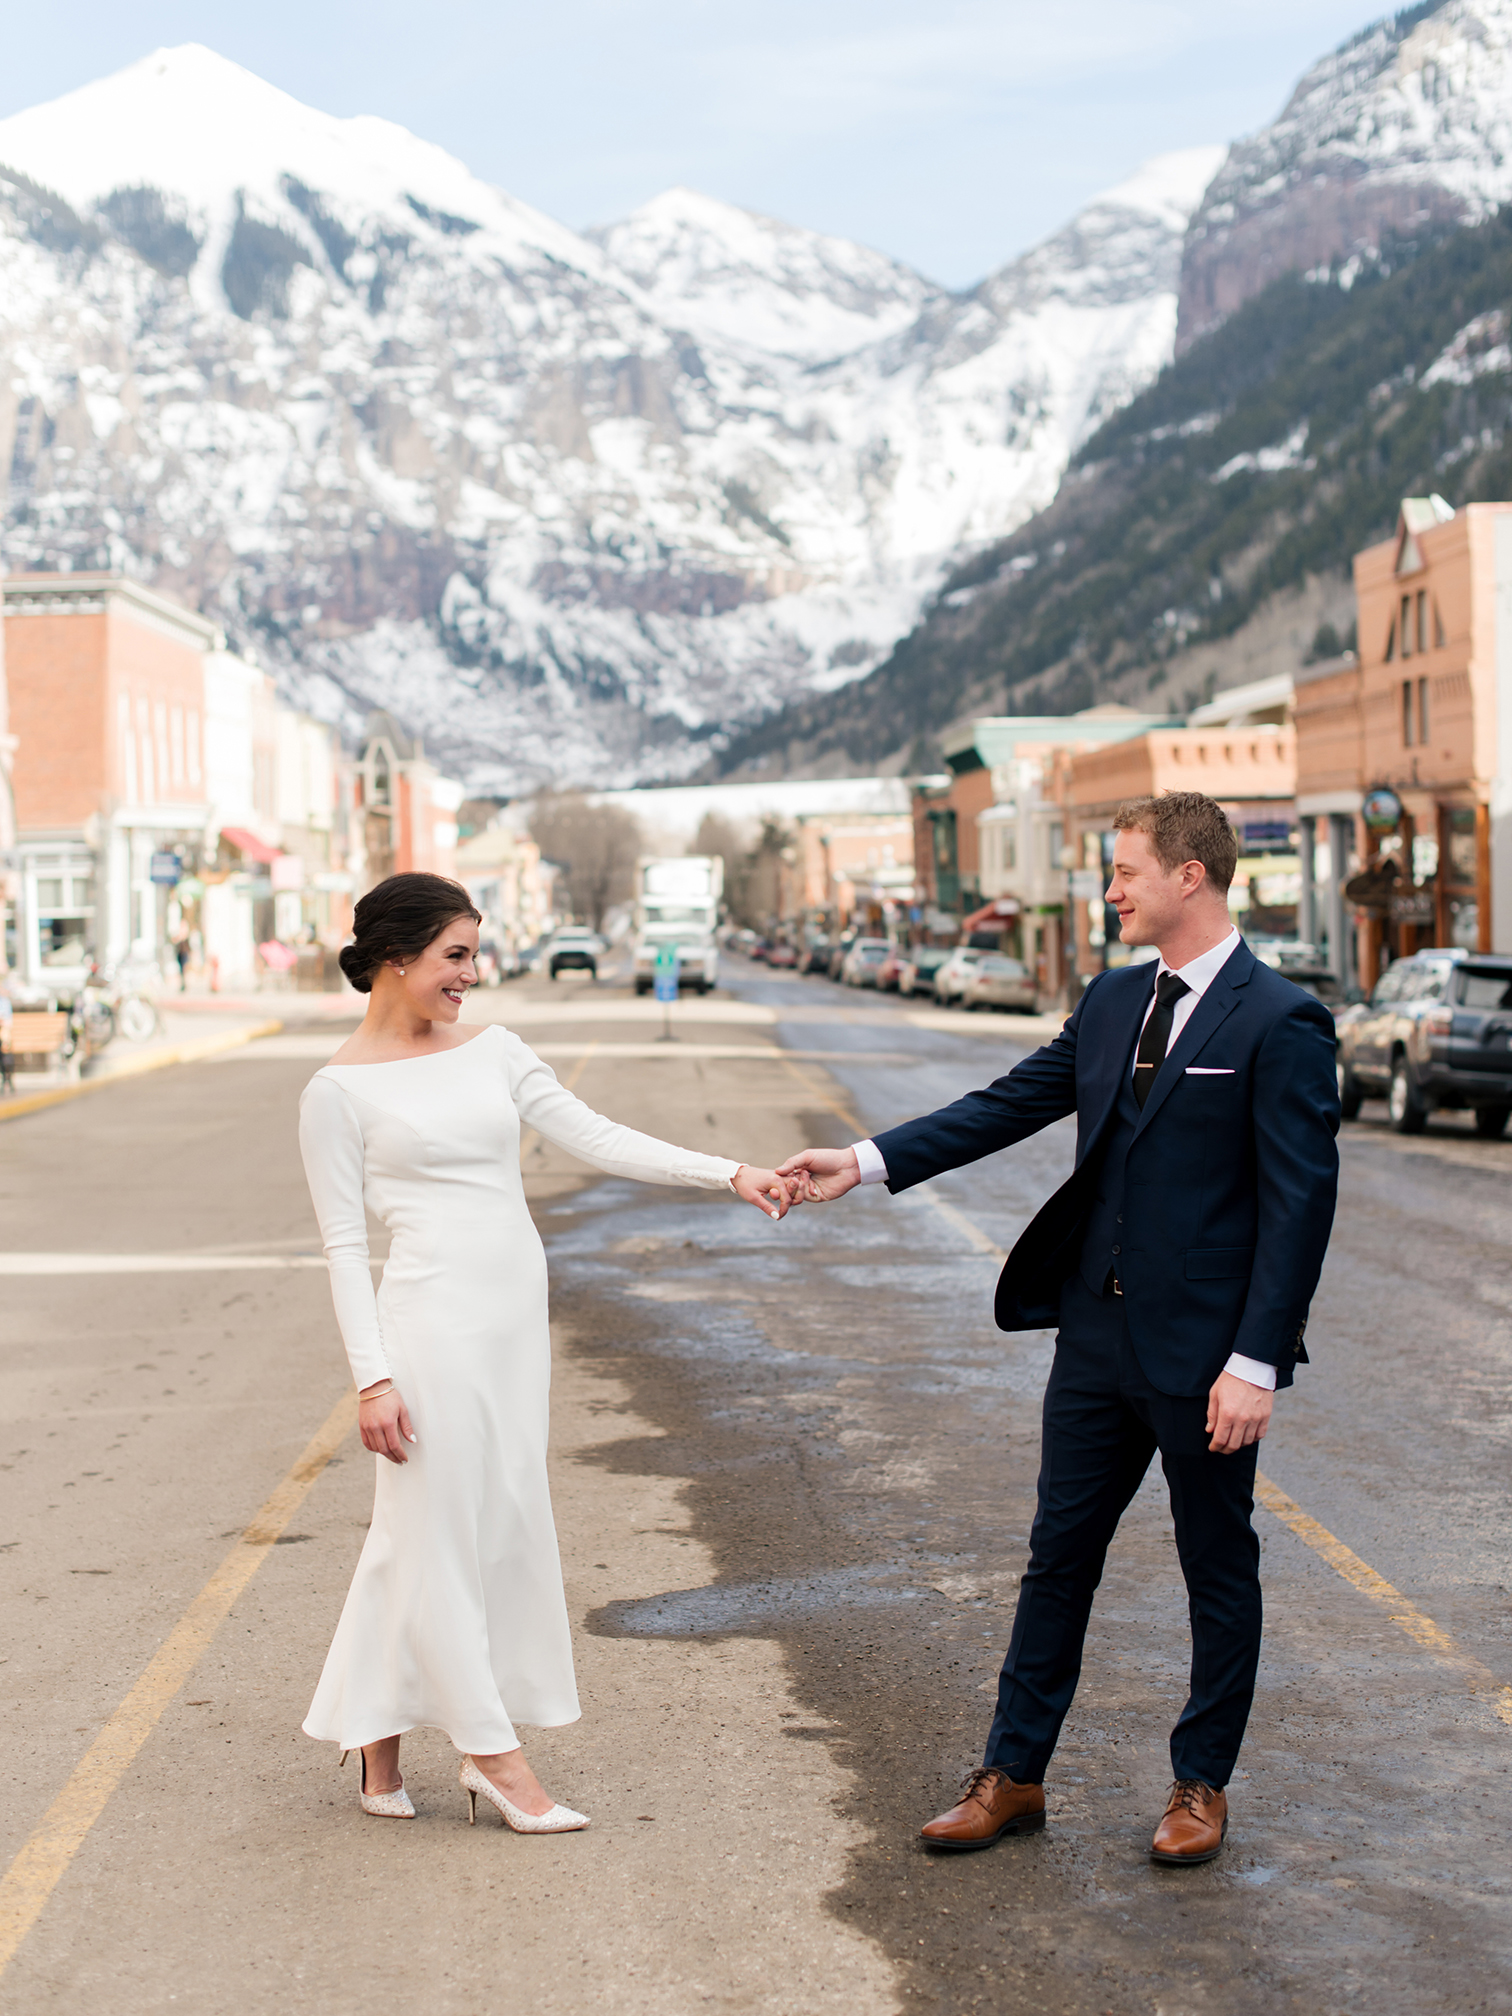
{"left": 731, "top": 1165, "right": 798, "bottom": 1220}
{"left": 359, "top": 1383, "right": 417, "bottom": 1463}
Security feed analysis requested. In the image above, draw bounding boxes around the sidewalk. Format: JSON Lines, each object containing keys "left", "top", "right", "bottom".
{"left": 1, "top": 1010, "right": 282, "bottom": 1122}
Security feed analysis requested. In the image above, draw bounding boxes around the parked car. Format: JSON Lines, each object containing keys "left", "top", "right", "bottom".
{"left": 1335, "top": 948, "right": 1512, "bottom": 1135}
{"left": 897, "top": 947, "right": 950, "bottom": 998}
{"left": 875, "top": 946, "right": 911, "bottom": 991}
{"left": 932, "top": 946, "right": 985, "bottom": 1005}
{"left": 724, "top": 927, "right": 759, "bottom": 957}
{"left": 827, "top": 929, "right": 859, "bottom": 980}
{"left": 766, "top": 940, "right": 799, "bottom": 969}
{"left": 961, "top": 954, "right": 1038, "bottom": 1014}
{"left": 800, "top": 936, "right": 833, "bottom": 974}
{"left": 841, "top": 938, "right": 891, "bottom": 987}
{"left": 547, "top": 927, "right": 602, "bottom": 980}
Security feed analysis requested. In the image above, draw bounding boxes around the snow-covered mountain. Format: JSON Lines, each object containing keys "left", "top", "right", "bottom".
{"left": 0, "top": 45, "right": 1220, "bottom": 788}
{"left": 1180, "top": 0, "right": 1512, "bottom": 349}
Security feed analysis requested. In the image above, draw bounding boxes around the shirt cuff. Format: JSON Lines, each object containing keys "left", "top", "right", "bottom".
{"left": 850, "top": 1138, "right": 889, "bottom": 1185}
{"left": 1224, "top": 1352, "right": 1277, "bottom": 1391}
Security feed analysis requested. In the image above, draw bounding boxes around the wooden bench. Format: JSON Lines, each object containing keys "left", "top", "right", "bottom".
{"left": 2, "top": 1012, "right": 74, "bottom": 1085}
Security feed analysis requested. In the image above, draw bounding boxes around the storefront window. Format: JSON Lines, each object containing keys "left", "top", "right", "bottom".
{"left": 1449, "top": 896, "right": 1479, "bottom": 950}
{"left": 1447, "top": 808, "right": 1478, "bottom": 887}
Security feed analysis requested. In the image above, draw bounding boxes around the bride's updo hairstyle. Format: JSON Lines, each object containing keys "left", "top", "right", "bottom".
{"left": 339, "top": 873, "right": 483, "bottom": 994}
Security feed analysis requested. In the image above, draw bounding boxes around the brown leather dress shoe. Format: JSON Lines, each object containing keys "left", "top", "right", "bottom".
{"left": 1150, "top": 1779, "right": 1228, "bottom": 1865}
{"left": 919, "top": 1767, "right": 1046, "bottom": 1852}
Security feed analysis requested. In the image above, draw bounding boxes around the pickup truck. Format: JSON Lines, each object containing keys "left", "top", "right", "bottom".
{"left": 1335, "top": 948, "right": 1512, "bottom": 1135}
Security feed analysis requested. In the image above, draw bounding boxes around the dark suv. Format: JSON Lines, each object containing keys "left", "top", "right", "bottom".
{"left": 1335, "top": 949, "right": 1512, "bottom": 1136}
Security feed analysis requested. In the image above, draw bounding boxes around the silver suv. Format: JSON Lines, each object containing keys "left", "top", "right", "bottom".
{"left": 1336, "top": 949, "right": 1512, "bottom": 1136}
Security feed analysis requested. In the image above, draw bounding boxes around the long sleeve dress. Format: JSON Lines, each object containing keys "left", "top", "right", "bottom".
{"left": 297, "top": 1022, "right": 740, "bottom": 1754}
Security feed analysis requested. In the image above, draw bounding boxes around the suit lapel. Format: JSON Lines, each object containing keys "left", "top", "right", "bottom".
{"left": 1132, "top": 941, "right": 1253, "bottom": 1136}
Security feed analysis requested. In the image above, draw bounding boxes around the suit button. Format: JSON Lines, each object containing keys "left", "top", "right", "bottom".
{"left": 1112, "top": 1243, "right": 1121, "bottom": 1255}
{"left": 1116, "top": 1215, "right": 1123, "bottom": 1224}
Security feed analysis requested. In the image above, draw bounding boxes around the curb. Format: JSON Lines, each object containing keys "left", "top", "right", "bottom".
{"left": 0, "top": 1019, "right": 285, "bottom": 1125}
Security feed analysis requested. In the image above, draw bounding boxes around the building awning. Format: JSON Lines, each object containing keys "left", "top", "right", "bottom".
{"left": 219, "top": 826, "right": 280, "bottom": 865}
{"left": 962, "top": 898, "right": 1021, "bottom": 930}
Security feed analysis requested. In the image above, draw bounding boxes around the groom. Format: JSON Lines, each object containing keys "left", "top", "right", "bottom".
{"left": 779, "top": 791, "right": 1339, "bottom": 1865}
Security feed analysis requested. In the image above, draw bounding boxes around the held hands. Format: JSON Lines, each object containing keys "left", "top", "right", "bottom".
{"left": 773, "top": 1146, "right": 862, "bottom": 1204}
{"left": 360, "top": 1382, "right": 418, "bottom": 1464}
{"left": 731, "top": 1165, "right": 800, "bottom": 1219}
{"left": 1205, "top": 1370, "right": 1272, "bottom": 1454}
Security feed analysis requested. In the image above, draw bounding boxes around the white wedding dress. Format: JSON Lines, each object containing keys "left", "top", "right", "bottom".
{"left": 297, "top": 1023, "right": 739, "bottom": 1753}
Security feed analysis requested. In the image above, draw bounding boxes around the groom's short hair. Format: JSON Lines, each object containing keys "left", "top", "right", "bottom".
{"left": 1113, "top": 792, "right": 1238, "bottom": 894}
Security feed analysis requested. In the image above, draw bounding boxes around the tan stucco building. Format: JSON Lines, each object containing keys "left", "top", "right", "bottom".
{"left": 1296, "top": 496, "right": 1512, "bottom": 987}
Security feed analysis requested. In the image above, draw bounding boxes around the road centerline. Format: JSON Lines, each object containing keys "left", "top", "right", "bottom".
{"left": 0, "top": 1389, "right": 357, "bottom": 1980}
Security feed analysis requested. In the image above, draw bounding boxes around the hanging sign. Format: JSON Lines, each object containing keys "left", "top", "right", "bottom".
{"left": 149, "top": 851, "right": 182, "bottom": 885}
{"left": 1361, "top": 786, "right": 1403, "bottom": 829}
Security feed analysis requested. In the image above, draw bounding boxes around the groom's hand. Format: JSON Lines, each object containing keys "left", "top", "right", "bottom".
{"left": 774, "top": 1146, "right": 861, "bottom": 1203}
{"left": 1205, "top": 1371, "right": 1273, "bottom": 1454}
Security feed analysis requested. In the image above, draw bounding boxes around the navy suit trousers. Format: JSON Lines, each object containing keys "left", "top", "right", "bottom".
{"left": 984, "top": 1274, "right": 1263, "bottom": 1788}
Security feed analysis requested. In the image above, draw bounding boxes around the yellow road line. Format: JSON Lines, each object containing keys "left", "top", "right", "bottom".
{"left": 781, "top": 1050, "right": 1511, "bottom": 1722}
{"left": 1253, "top": 1473, "right": 1512, "bottom": 1723}
{"left": 519, "top": 1043, "right": 599, "bottom": 1165}
{"left": 0, "top": 1388, "right": 357, "bottom": 1980}
{"left": 0, "top": 1020, "right": 283, "bottom": 1124}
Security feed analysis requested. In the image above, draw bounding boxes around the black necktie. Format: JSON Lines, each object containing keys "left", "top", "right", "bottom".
{"left": 1133, "top": 971, "right": 1190, "bottom": 1109}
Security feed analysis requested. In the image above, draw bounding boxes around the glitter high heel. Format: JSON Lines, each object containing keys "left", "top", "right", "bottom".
{"left": 341, "top": 1746, "right": 416, "bottom": 1818}
{"left": 459, "top": 1755, "right": 589, "bottom": 1833}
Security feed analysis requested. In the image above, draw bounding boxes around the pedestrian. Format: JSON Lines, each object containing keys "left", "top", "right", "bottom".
{"left": 171, "top": 926, "right": 190, "bottom": 991}
{"left": 778, "top": 791, "right": 1339, "bottom": 1867}
{"left": 298, "top": 871, "right": 796, "bottom": 1827}
{"left": 0, "top": 982, "right": 12, "bottom": 1095}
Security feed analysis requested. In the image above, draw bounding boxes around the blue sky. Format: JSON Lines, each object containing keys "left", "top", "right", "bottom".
{"left": 2, "top": 1, "right": 1393, "bottom": 286}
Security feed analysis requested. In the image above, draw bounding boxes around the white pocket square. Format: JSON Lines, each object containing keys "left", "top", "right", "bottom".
{"left": 1185, "top": 1067, "right": 1235, "bottom": 1075}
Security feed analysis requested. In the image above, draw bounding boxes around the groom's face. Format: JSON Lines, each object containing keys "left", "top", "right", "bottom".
{"left": 1106, "top": 828, "right": 1192, "bottom": 947}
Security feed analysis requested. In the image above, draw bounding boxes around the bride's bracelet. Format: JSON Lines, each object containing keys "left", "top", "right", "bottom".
{"left": 359, "top": 1383, "right": 396, "bottom": 1402}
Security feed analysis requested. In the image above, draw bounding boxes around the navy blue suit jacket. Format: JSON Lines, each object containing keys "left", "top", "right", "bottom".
{"left": 873, "top": 940, "right": 1340, "bottom": 1395}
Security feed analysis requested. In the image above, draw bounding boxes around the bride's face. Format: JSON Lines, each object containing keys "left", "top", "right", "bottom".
{"left": 389, "top": 915, "right": 480, "bottom": 1021}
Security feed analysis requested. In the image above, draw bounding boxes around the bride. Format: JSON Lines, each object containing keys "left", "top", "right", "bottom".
{"left": 298, "top": 871, "right": 793, "bottom": 1831}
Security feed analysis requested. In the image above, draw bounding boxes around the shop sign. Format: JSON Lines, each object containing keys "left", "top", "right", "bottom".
{"left": 1390, "top": 889, "right": 1436, "bottom": 924}
{"left": 1362, "top": 785, "right": 1403, "bottom": 829}
{"left": 149, "top": 851, "right": 181, "bottom": 885}
{"left": 1241, "top": 820, "right": 1293, "bottom": 852}
{"left": 1069, "top": 869, "right": 1104, "bottom": 899}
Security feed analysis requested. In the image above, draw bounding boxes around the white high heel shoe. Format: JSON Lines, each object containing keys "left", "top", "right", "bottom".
{"left": 459, "top": 1756, "right": 589, "bottom": 1833}
{"left": 340, "top": 1746, "right": 416, "bottom": 1819}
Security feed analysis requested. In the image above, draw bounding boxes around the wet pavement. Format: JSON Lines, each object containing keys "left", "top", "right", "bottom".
{"left": 546, "top": 955, "right": 1512, "bottom": 2014}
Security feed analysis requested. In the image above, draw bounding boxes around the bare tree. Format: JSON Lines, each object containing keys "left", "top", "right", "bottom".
{"left": 529, "top": 793, "right": 643, "bottom": 930}
{"left": 693, "top": 811, "right": 793, "bottom": 929}
{"left": 692, "top": 811, "right": 749, "bottom": 924}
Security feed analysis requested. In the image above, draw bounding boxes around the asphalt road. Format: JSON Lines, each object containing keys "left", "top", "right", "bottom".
{"left": 1, "top": 956, "right": 1510, "bottom": 2014}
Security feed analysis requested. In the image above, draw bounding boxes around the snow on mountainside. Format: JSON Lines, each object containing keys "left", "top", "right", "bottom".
{"left": 589, "top": 187, "right": 933, "bottom": 362}
{"left": 0, "top": 46, "right": 1219, "bottom": 789}
{"left": 1180, "top": 0, "right": 1512, "bottom": 348}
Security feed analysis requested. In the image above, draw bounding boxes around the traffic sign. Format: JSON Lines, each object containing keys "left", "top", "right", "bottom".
{"left": 653, "top": 942, "right": 679, "bottom": 1004}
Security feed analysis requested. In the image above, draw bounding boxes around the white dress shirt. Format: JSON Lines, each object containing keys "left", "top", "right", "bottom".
{"left": 851, "top": 927, "right": 1277, "bottom": 1391}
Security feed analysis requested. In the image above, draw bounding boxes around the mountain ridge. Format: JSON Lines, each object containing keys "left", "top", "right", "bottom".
{"left": 0, "top": 45, "right": 1218, "bottom": 789}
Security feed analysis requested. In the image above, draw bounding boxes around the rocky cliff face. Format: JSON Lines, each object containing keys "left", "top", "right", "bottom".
{"left": 1179, "top": 0, "right": 1512, "bottom": 350}
{"left": 0, "top": 45, "right": 1219, "bottom": 789}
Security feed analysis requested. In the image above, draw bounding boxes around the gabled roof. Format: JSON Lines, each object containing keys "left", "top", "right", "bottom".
{"left": 1394, "top": 494, "right": 1454, "bottom": 576}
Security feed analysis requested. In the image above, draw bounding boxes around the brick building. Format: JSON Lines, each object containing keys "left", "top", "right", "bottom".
{"left": 1293, "top": 496, "right": 1512, "bottom": 987}
{"left": 1058, "top": 686, "right": 1298, "bottom": 977}
{"left": 2, "top": 574, "right": 218, "bottom": 987}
